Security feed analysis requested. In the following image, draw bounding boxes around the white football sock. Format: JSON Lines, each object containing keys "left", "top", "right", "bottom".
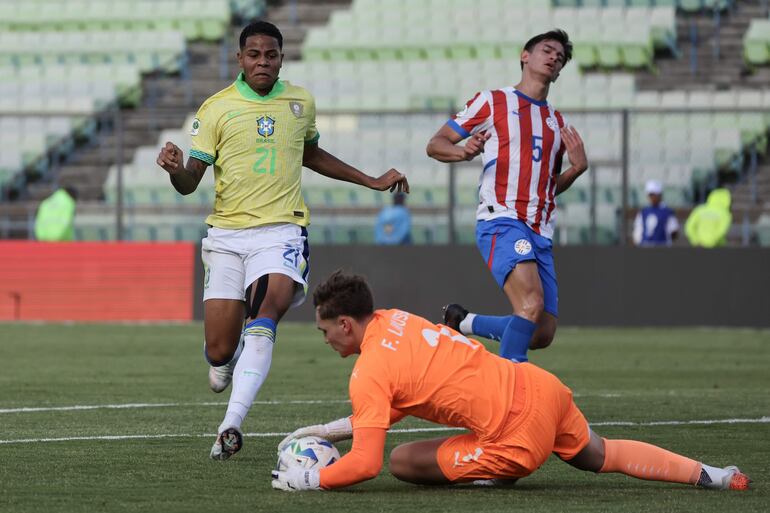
{"left": 459, "top": 313, "right": 476, "bottom": 335}
{"left": 218, "top": 335, "right": 273, "bottom": 433}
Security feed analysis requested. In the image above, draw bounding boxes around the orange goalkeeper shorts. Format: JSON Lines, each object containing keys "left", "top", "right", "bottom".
{"left": 436, "top": 363, "right": 590, "bottom": 482}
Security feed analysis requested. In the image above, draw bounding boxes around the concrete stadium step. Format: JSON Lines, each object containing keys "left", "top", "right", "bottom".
{"left": 263, "top": 0, "right": 351, "bottom": 59}
{"left": 26, "top": 180, "right": 106, "bottom": 202}
{"left": 637, "top": 0, "right": 770, "bottom": 91}
{"left": 265, "top": 0, "right": 351, "bottom": 25}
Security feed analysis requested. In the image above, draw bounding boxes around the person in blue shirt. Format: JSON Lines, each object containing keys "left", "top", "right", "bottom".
{"left": 375, "top": 192, "right": 411, "bottom": 245}
{"left": 633, "top": 180, "right": 679, "bottom": 246}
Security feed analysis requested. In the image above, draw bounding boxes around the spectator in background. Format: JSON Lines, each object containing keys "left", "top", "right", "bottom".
{"left": 632, "top": 180, "right": 679, "bottom": 246}
{"left": 34, "top": 187, "right": 77, "bottom": 241}
{"left": 684, "top": 188, "right": 732, "bottom": 248}
{"left": 375, "top": 192, "right": 411, "bottom": 245}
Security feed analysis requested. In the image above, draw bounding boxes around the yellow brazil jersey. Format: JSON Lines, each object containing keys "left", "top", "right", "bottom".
{"left": 189, "top": 73, "right": 319, "bottom": 229}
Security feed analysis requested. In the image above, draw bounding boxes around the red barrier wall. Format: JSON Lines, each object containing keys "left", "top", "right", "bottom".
{"left": 0, "top": 242, "right": 195, "bottom": 321}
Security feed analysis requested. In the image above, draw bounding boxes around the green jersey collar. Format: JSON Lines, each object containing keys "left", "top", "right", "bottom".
{"left": 235, "top": 72, "right": 285, "bottom": 101}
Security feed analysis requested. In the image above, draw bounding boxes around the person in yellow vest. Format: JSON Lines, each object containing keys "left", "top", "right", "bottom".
{"left": 34, "top": 187, "right": 77, "bottom": 241}
{"left": 684, "top": 188, "right": 732, "bottom": 248}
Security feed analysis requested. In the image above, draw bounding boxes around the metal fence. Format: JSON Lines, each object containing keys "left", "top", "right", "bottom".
{"left": 0, "top": 106, "right": 766, "bottom": 245}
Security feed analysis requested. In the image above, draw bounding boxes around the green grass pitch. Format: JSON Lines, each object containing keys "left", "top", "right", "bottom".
{"left": 0, "top": 323, "right": 768, "bottom": 512}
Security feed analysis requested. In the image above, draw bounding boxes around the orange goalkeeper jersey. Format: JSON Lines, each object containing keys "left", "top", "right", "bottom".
{"left": 320, "top": 309, "right": 519, "bottom": 489}
{"left": 350, "top": 309, "right": 517, "bottom": 441}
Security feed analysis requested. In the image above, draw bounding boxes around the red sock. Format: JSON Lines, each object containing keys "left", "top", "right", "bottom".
{"left": 599, "top": 438, "right": 702, "bottom": 485}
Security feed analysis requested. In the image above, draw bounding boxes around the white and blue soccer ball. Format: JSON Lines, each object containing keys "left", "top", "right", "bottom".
{"left": 278, "top": 436, "right": 340, "bottom": 471}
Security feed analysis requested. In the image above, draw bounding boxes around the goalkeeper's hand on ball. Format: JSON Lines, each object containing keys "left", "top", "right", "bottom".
{"left": 271, "top": 466, "right": 321, "bottom": 492}
{"left": 277, "top": 416, "right": 353, "bottom": 454}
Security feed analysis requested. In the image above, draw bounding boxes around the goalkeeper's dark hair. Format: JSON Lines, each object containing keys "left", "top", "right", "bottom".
{"left": 239, "top": 20, "right": 283, "bottom": 50}
{"left": 313, "top": 270, "right": 374, "bottom": 321}
{"left": 520, "top": 29, "right": 572, "bottom": 69}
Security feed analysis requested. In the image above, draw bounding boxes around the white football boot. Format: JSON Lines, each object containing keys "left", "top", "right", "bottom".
{"left": 210, "top": 427, "right": 243, "bottom": 460}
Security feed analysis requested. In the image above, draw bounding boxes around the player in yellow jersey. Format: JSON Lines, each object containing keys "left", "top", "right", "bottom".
{"left": 156, "top": 21, "right": 409, "bottom": 461}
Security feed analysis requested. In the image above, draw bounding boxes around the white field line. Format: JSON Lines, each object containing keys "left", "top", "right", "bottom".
{"left": 1, "top": 417, "right": 768, "bottom": 446}
{"left": 0, "top": 399, "right": 351, "bottom": 414}
{"left": 0, "top": 394, "right": 622, "bottom": 415}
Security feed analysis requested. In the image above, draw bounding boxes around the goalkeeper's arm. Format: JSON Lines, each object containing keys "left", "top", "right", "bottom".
{"left": 319, "top": 427, "right": 386, "bottom": 489}
{"left": 277, "top": 409, "right": 407, "bottom": 453}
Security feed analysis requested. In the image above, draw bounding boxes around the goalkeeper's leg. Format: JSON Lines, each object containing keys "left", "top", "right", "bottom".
{"left": 566, "top": 430, "right": 751, "bottom": 490}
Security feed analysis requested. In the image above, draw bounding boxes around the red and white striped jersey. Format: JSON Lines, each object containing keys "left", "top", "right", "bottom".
{"left": 447, "top": 88, "right": 567, "bottom": 239}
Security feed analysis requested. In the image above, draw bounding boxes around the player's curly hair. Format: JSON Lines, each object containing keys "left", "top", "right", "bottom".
{"left": 239, "top": 20, "right": 283, "bottom": 49}
{"left": 520, "top": 29, "right": 573, "bottom": 69}
{"left": 313, "top": 270, "right": 374, "bottom": 321}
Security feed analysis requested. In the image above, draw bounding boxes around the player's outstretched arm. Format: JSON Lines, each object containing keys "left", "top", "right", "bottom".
{"left": 156, "top": 142, "right": 208, "bottom": 195}
{"left": 555, "top": 126, "right": 588, "bottom": 195}
{"left": 303, "top": 142, "right": 409, "bottom": 193}
{"left": 277, "top": 409, "right": 407, "bottom": 454}
{"left": 276, "top": 416, "right": 354, "bottom": 454}
{"left": 427, "top": 125, "right": 490, "bottom": 163}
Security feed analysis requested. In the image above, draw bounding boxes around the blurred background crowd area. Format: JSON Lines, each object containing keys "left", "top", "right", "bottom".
{"left": 1, "top": 0, "right": 769, "bottom": 247}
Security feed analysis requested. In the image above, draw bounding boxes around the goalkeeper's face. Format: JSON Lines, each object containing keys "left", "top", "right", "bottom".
{"left": 315, "top": 310, "right": 361, "bottom": 358}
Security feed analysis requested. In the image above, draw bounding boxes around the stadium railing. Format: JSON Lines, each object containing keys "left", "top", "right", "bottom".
{"left": 82, "top": 102, "right": 768, "bottom": 247}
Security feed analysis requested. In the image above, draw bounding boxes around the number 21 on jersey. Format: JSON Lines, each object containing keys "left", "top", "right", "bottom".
{"left": 252, "top": 147, "right": 277, "bottom": 175}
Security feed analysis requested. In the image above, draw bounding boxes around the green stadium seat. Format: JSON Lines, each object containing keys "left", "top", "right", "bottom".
{"left": 347, "top": 225, "right": 376, "bottom": 244}
{"left": 744, "top": 39, "right": 770, "bottom": 66}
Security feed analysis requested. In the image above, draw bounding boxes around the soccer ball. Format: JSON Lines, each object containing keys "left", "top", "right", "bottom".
{"left": 278, "top": 436, "right": 340, "bottom": 471}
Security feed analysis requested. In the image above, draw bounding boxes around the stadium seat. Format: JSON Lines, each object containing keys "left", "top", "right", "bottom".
{"left": 303, "top": 3, "right": 665, "bottom": 72}
{"left": 744, "top": 19, "right": 770, "bottom": 67}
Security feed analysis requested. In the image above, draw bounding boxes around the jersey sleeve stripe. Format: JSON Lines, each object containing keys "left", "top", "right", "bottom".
{"left": 446, "top": 119, "right": 470, "bottom": 138}
{"left": 459, "top": 100, "right": 491, "bottom": 133}
{"left": 189, "top": 149, "right": 215, "bottom": 165}
{"left": 305, "top": 132, "right": 320, "bottom": 144}
{"left": 483, "top": 158, "right": 497, "bottom": 172}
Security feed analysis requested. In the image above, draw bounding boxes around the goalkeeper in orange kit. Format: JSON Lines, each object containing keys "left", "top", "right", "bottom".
{"left": 271, "top": 271, "right": 751, "bottom": 492}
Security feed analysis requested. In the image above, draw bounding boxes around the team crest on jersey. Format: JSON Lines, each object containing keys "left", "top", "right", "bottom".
{"left": 289, "top": 101, "right": 304, "bottom": 118}
{"left": 546, "top": 116, "right": 559, "bottom": 131}
{"left": 257, "top": 116, "right": 275, "bottom": 137}
{"left": 514, "top": 239, "right": 532, "bottom": 255}
{"left": 190, "top": 117, "right": 200, "bottom": 136}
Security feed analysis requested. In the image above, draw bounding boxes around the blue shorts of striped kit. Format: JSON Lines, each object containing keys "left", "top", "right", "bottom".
{"left": 476, "top": 217, "right": 558, "bottom": 317}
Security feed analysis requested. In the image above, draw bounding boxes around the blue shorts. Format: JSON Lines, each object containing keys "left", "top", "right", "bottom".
{"left": 476, "top": 218, "right": 558, "bottom": 317}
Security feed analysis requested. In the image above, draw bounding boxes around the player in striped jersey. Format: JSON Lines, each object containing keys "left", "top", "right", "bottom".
{"left": 157, "top": 21, "right": 408, "bottom": 461}
{"left": 426, "top": 30, "right": 587, "bottom": 363}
